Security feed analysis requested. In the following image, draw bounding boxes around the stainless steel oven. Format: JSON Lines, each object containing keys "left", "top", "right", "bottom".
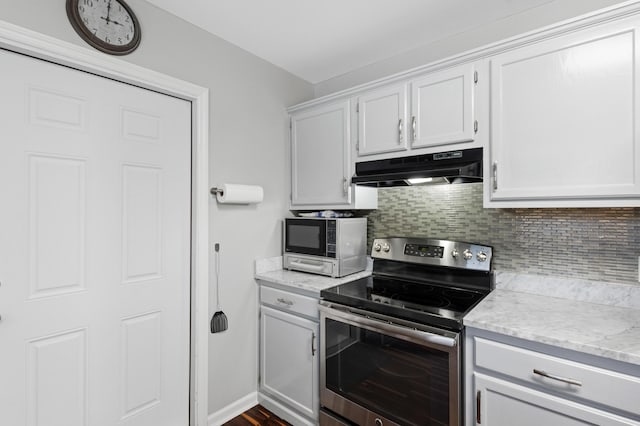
{"left": 320, "top": 302, "right": 460, "bottom": 426}
{"left": 319, "top": 237, "right": 494, "bottom": 426}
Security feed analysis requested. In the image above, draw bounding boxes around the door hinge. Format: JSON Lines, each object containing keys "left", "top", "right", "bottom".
{"left": 356, "top": 102, "right": 359, "bottom": 113}
{"left": 474, "top": 70, "right": 478, "bottom": 84}
{"left": 289, "top": 118, "right": 292, "bottom": 130}
{"left": 474, "top": 120, "right": 478, "bottom": 133}
{"left": 476, "top": 390, "right": 482, "bottom": 424}
{"left": 356, "top": 141, "right": 359, "bottom": 152}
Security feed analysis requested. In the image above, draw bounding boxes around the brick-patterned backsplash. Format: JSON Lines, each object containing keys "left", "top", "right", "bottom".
{"left": 365, "top": 183, "right": 640, "bottom": 284}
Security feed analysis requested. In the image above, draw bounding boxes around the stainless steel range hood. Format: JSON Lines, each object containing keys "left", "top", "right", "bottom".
{"left": 351, "top": 148, "right": 483, "bottom": 187}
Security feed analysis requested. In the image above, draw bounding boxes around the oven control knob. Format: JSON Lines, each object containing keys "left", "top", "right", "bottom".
{"left": 382, "top": 243, "right": 390, "bottom": 253}
{"left": 373, "top": 243, "right": 382, "bottom": 252}
{"left": 451, "top": 248, "right": 459, "bottom": 258}
{"left": 477, "top": 251, "right": 488, "bottom": 262}
{"left": 463, "top": 249, "right": 473, "bottom": 260}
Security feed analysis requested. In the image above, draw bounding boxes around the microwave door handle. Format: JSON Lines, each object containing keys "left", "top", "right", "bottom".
{"left": 291, "top": 259, "right": 325, "bottom": 272}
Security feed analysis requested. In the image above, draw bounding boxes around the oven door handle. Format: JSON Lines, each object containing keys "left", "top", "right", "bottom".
{"left": 319, "top": 303, "right": 458, "bottom": 349}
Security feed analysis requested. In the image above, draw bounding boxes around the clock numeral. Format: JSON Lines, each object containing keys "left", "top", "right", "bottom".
{"left": 105, "top": 36, "right": 110, "bottom": 43}
{"left": 82, "top": 17, "right": 89, "bottom": 25}
{"left": 125, "top": 16, "right": 129, "bottom": 22}
{"left": 79, "top": 5, "right": 84, "bottom": 13}
{"left": 126, "top": 33, "right": 130, "bottom": 41}
{"left": 92, "top": 28, "right": 98, "bottom": 35}
{"left": 118, "top": 37, "right": 123, "bottom": 44}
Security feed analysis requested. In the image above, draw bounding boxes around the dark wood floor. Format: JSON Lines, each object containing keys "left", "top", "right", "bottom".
{"left": 223, "top": 404, "right": 292, "bottom": 426}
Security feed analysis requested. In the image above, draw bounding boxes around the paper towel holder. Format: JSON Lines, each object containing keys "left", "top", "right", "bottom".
{"left": 209, "top": 183, "right": 264, "bottom": 204}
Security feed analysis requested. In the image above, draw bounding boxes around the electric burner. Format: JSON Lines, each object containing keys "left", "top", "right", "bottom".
{"left": 321, "top": 237, "right": 494, "bottom": 331}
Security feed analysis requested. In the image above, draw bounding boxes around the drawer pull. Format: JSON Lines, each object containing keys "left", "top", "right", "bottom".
{"left": 533, "top": 369, "right": 582, "bottom": 387}
{"left": 276, "top": 297, "right": 294, "bottom": 306}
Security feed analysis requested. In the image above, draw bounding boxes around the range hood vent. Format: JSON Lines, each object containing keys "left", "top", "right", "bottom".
{"left": 352, "top": 148, "right": 483, "bottom": 187}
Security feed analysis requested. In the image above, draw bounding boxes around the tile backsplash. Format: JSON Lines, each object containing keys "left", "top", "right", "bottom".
{"left": 365, "top": 183, "right": 640, "bottom": 284}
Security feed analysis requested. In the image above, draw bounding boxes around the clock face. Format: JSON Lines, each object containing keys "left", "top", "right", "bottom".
{"left": 66, "top": 0, "right": 141, "bottom": 55}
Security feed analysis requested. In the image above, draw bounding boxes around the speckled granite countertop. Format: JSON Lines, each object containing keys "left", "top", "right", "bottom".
{"left": 464, "top": 272, "right": 640, "bottom": 366}
{"left": 254, "top": 256, "right": 372, "bottom": 295}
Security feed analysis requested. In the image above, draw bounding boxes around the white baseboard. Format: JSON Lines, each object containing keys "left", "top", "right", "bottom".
{"left": 258, "top": 393, "right": 316, "bottom": 426}
{"left": 207, "top": 392, "right": 258, "bottom": 426}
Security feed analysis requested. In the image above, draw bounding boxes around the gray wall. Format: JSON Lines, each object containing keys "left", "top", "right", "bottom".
{"left": 0, "top": 0, "right": 314, "bottom": 418}
{"left": 315, "top": 0, "right": 630, "bottom": 97}
{"left": 367, "top": 185, "right": 640, "bottom": 284}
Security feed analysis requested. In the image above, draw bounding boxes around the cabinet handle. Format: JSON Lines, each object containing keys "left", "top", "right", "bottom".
{"left": 276, "top": 297, "right": 294, "bottom": 306}
{"left": 492, "top": 161, "right": 498, "bottom": 192}
{"left": 411, "top": 116, "right": 416, "bottom": 142}
{"left": 311, "top": 332, "right": 316, "bottom": 356}
{"left": 342, "top": 177, "right": 348, "bottom": 195}
{"left": 533, "top": 369, "right": 582, "bottom": 387}
{"left": 476, "top": 390, "right": 481, "bottom": 424}
{"left": 398, "top": 118, "right": 403, "bottom": 144}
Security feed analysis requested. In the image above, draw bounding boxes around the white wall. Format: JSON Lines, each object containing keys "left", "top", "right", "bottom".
{"left": 0, "top": 0, "right": 313, "bottom": 419}
{"left": 314, "top": 0, "right": 630, "bottom": 96}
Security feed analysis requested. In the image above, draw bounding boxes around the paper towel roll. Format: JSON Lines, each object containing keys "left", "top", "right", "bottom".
{"left": 216, "top": 183, "right": 264, "bottom": 204}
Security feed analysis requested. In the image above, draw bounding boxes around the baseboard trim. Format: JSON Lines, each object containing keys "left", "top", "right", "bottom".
{"left": 207, "top": 392, "right": 258, "bottom": 426}
{"left": 258, "top": 393, "right": 316, "bottom": 426}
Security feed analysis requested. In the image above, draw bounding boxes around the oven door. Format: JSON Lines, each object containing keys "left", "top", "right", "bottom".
{"left": 319, "top": 302, "right": 460, "bottom": 426}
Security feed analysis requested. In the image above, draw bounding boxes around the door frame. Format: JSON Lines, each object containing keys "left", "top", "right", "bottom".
{"left": 0, "top": 20, "right": 210, "bottom": 426}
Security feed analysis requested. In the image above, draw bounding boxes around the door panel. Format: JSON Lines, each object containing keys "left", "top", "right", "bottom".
{"left": 357, "top": 84, "right": 408, "bottom": 156}
{"left": 0, "top": 48, "right": 191, "bottom": 426}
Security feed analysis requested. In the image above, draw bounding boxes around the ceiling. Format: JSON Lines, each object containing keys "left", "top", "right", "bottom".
{"left": 145, "top": 0, "right": 556, "bottom": 84}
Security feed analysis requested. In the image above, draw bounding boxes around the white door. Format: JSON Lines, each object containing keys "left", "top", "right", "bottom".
{"left": 410, "top": 63, "right": 476, "bottom": 149}
{"left": 260, "top": 306, "right": 319, "bottom": 420}
{"left": 0, "top": 49, "right": 191, "bottom": 426}
{"left": 474, "top": 374, "right": 638, "bottom": 426}
{"left": 290, "top": 100, "right": 351, "bottom": 207}
{"left": 356, "top": 84, "right": 408, "bottom": 157}
{"left": 488, "top": 17, "right": 640, "bottom": 202}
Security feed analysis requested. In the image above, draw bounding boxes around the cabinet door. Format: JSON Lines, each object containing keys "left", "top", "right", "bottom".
{"left": 474, "top": 373, "right": 638, "bottom": 426}
{"left": 356, "top": 84, "right": 408, "bottom": 156}
{"left": 260, "top": 306, "right": 319, "bottom": 420}
{"left": 489, "top": 19, "right": 640, "bottom": 202}
{"left": 291, "top": 100, "right": 350, "bottom": 206}
{"left": 410, "top": 63, "right": 476, "bottom": 149}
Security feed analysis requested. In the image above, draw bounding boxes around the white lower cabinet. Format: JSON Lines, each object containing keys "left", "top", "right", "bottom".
{"left": 465, "top": 329, "right": 640, "bottom": 426}
{"left": 475, "top": 373, "right": 637, "bottom": 426}
{"left": 259, "top": 284, "right": 319, "bottom": 426}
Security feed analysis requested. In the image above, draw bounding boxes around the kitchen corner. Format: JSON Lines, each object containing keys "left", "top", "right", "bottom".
{"left": 255, "top": 256, "right": 373, "bottom": 296}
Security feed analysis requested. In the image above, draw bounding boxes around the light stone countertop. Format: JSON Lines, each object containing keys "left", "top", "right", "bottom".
{"left": 254, "top": 256, "right": 372, "bottom": 296}
{"left": 464, "top": 272, "right": 640, "bottom": 366}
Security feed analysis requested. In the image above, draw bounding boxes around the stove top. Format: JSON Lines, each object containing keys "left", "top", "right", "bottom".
{"left": 320, "top": 237, "right": 494, "bottom": 331}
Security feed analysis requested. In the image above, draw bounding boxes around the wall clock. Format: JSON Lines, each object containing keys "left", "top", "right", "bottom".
{"left": 66, "top": 0, "right": 141, "bottom": 55}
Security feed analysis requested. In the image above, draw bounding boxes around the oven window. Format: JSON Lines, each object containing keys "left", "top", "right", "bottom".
{"left": 325, "top": 318, "right": 451, "bottom": 426}
{"left": 288, "top": 224, "right": 321, "bottom": 249}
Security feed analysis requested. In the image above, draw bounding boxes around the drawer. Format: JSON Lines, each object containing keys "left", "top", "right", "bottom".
{"left": 261, "top": 286, "right": 319, "bottom": 319}
{"left": 474, "top": 337, "right": 640, "bottom": 416}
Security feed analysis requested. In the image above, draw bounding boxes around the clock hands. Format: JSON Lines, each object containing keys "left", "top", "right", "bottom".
{"left": 101, "top": 0, "right": 112, "bottom": 25}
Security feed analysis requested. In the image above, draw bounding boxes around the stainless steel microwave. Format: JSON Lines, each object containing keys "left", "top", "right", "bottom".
{"left": 283, "top": 217, "right": 367, "bottom": 278}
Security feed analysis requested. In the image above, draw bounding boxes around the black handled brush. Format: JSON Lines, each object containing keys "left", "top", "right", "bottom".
{"left": 211, "top": 243, "right": 228, "bottom": 333}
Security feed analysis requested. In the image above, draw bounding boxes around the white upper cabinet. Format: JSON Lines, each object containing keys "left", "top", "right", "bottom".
{"left": 290, "top": 99, "right": 377, "bottom": 210}
{"left": 487, "top": 16, "right": 640, "bottom": 207}
{"left": 356, "top": 83, "right": 408, "bottom": 156}
{"left": 355, "top": 62, "right": 478, "bottom": 161}
{"left": 411, "top": 63, "right": 476, "bottom": 149}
